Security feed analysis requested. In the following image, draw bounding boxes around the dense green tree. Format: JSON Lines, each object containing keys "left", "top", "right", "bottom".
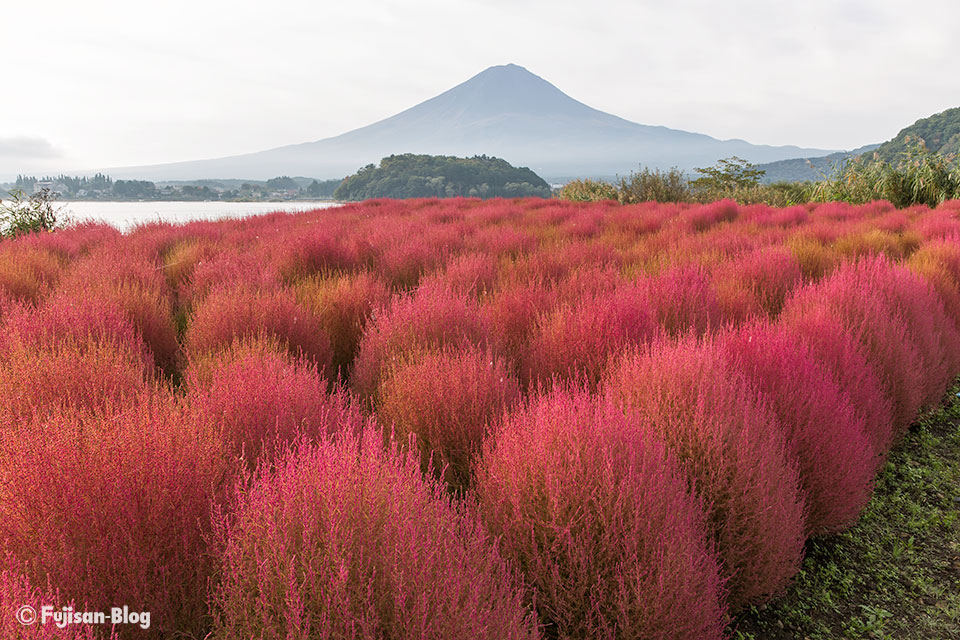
{"left": 334, "top": 154, "right": 550, "bottom": 201}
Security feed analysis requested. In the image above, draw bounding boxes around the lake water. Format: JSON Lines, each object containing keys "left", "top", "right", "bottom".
{"left": 47, "top": 201, "right": 342, "bottom": 231}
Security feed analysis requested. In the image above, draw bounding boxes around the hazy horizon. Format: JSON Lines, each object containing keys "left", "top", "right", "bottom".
{"left": 3, "top": 0, "right": 958, "bottom": 179}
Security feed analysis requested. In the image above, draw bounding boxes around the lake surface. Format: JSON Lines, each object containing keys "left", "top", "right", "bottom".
{"left": 49, "top": 201, "right": 342, "bottom": 231}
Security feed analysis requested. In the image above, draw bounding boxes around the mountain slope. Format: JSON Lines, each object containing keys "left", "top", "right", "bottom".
{"left": 870, "top": 107, "right": 960, "bottom": 161}
{"left": 103, "top": 64, "right": 834, "bottom": 181}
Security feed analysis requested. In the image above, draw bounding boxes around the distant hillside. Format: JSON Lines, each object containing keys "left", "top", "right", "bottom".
{"left": 99, "top": 64, "right": 833, "bottom": 181}
{"left": 871, "top": 107, "right": 960, "bottom": 161}
{"left": 333, "top": 154, "right": 550, "bottom": 200}
{"left": 756, "top": 144, "right": 880, "bottom": 183}
{"left": 757, "top": 106, "right": 960, "bottom": 183}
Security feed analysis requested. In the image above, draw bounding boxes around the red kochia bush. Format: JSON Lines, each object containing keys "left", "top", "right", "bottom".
{"left": 782, "top": 260, "right": 928, "bottom": 432}
{"left": 640, "top": 266, "right": 724, "bottom": 337}
{"left": 475, "top": 390, "right": 727, "bottom": 640}
{"left": 851, "top": 257, "right": 960, "bottom": 403}
{"left": 908, "top": 240, "right": 960, "bottom": 329}
{"left": 714, "top": 247, "right": 803, "bottom": 320}
{"left": 186, "top": 338, "right": 362, "bottom": 468}
{"left": 604, "top": 339, "right": 806, "bottom": 609}
{"left": 377, "top": 346, "right": 521, "bottom": 491}
{"left": 0, "top": 570, "right": 116, "bottom": 639}
{"left": 778, "top": 308, "right": 896, "bottom": 460}
{"left": 0, "top": 298, "right": 154, "bottom": 422}
{"left": 0, "top": 396, "right": 225, "bottom": 639}
{"left": 272, "top": 227, "right": 358, "bottom": 283}
{"left": 0, "top": 245, "right": 63, "bottom": 303}
{"left": 294, "top": 271, "right": 393, "bottom": 377}
{"left": 718, "top": 322, "right": 876, "bottom": 535}
{"left": 521, "top": 284, "right": 655, "bottom": 388}
{"left": 185, "top": 284, "right": 333, "bottom": 374}
{"left": 351, "top": 283, "right": 487, "bottom": 400}
{"left": 57, "top": 250, "right": 180, "bottom": 373}
{"left": 211, "top": 429, "right": 538, "bottom": 640}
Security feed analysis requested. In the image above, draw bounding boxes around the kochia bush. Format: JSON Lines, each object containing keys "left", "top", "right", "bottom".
{"left": 185, "top": 284, "right": 333, "bottom": 375}
{"left": 351, "top": 282, "right": 488, "bottom": 401}
{"left": 0, "top": 396, "right": 225, "bottom": 639}
{"left": 186, "top": 338, "right": 363, "bottom": 469}
{"left": 377, "top": 345, "right": 521, "bottom": 491}
{"left": 521, "top": 284, "right": 655, "bottom": 388}
{"left": 604, "top": 339, "right": 806, "bottom": 609}
{"left": 718, "top": 322, "right": 876, "bottom": 534}
{"left": 778, "top": 308, "right": 896, "bottom": 460}
{"left": 475, "top": 390, "right": 727, "bottom": 640}
{"left": 211, "top": 429, "right": 538, "bottom": 640}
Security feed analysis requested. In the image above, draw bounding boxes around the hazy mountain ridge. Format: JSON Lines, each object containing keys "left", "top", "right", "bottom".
{"left": 100, "top": 64, "right": 835, "bottom": 181}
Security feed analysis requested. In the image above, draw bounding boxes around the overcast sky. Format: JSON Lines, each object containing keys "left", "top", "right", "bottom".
{"left": 2, "top": 0, "right": 957, "bottom": 178}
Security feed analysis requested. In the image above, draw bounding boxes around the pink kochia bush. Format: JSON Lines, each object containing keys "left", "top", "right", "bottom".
{"left": 56, "top": 253, "right": 180, "bottom": 373}
{"left": 186, "top": 338, "right": 363, "bottom": 469}
{"left": 718, "top": 322, "right": 876, "bottom": 535}
{"left": 294, "top": 271, "right": 393, "bottom": 377}
{"left": 640, "top": 266, "right": 724, "bottom": 337}
{"left": 351, "top": 282, "right": 488, "bottom": 400}
{"left": 521, "top": 284, "right": 655, "bottom": 388}
{"left": 0, "top": 396, "right": 225, "bottom": 639}
{"left": 0, "top": 570, "right": 116, "bottom": 639}
{"left": 211, "top": 429, "right": 538, "bottom": 640}
{"left": 604, "top": 339, "right": 806, "bottom": 609}
{"left": 0, "top": 296, "right": 154, "bottom": 421}
{"left": 475, "top": 390, "right": 727, "bottom": 640}
{"left": 777, "top": 308, "right": 896, "bottom": 461}
{"left": 377, "top": 345, "right": 521, "bottom": 491}
{"left": 185, "top": 284, "right": 333, "bottom": 374}
{"left": 782, "top": 259, "right": 929, "bottom": 433}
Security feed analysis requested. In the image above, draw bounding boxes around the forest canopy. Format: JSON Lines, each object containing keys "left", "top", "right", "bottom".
{"left": 333, "top": 154, "right": 551, "bottom": 200}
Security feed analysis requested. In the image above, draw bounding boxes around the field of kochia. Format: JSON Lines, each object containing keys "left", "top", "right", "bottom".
{"left": 1, "top": 196, "right": 959, "bottom": 639}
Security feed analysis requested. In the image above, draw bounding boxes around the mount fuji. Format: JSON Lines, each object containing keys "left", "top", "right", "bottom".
{"left": 104, "top": 64, "right": 834, "bottom": 181}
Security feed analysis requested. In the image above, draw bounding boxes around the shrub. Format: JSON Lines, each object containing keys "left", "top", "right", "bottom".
{"left": 781, "top": 261, "right": 927, "bottom": 433}
{"left": 0, "top": 245, "right": 63, "bottom": 303}
{"left": 475, "top": 390, "right": 726, "bottom": 639}
{"left": 57, "top": 254, "right": 180, "bottom": 374}
{"left": 862, "top": 258, "right": 960, "bottom": 407}
{"left": 555, "top": 178, "right": 619, "bottom": 202}
{"left": 521, "top": 284, "right": 655, "bottom": 388}
{"left": 293, "top": 271, "right": 392, "bottom": 377}
{"left": 907, "top": 239, "right": 960, "bottom": 328}
{"left": 211, "top": 429, "right": 538, "bottom": 640}
{"left": 351, "top": 283, "right": 487, "bottom": 401}
{"left": 185, "top": 284, "right": 333, "bottom": 375}
{"left": 480, "top": 278, "right": 557, "bottom": 372}
{"left": 778, "top": 308, "right": 896, "bottom": 460}
{"left": 640, "top": 266, "right": 724, "bottom": 336}
{"left": 186, "top": 338, "right": 363, "bottom": 469}
{"left": 718, "top": 322, "right": 876, "bottom": 534}
{"left": 713, "top": 247, "right": 803, "bottom": 320}
{"left": 786, "top": 234, "right": 837, "bottom": 281}
{"left": 617, "top": 166, "right": 692, "bottom": 204}
{"left": 377, "top": 346, "right": 521, "bottom": 491}
{"left": 604, "top": 339, "right": 806, "bottom": 608}
{"left": 273, "top": 228, "right": 357, "bottom": 283}
{"left": 162, "top": 238, "right": 218, "bottom": 291}
{"left": 0, "top": 570, "right": 115, "bottom": 639}
{"left": 0, "top": 396, "right": 225, "bottom": 639}
{"left": 423, "top": 252, "right": 499, "bottom": 297}
{"left": 180, "top": 251, "right": 273, "bottom": 307}
{"left": 0, "top": 297, "right": 155, "bottom": 422}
